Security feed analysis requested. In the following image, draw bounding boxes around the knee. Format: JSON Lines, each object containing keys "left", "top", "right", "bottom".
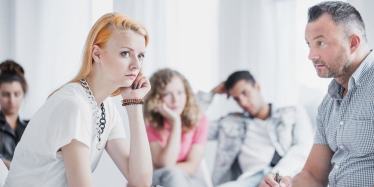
{"left": 161, "top": 167, "right": 185, "bottom": 178}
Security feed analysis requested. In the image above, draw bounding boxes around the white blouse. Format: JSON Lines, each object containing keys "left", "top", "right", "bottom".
{"left": 4, "top": 83, "right": 126, "bottom": 187}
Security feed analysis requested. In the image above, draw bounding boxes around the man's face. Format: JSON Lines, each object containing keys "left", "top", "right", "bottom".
{"left": 228, "top": 80, "right": 264, "bottom": 117}
{"left": 305, "top": 13, "right": 352, "bottom": 79}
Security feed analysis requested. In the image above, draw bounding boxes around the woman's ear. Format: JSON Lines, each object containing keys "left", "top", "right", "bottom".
{"left": 92, "top": 45, "right": 102, "bottom": 63}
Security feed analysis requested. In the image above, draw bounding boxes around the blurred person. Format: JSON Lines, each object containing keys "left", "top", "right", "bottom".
{"left": 0, "top": 60, "right": 29, "bottom": 169}
{"left": 198, "top": 70, "right": 313, "bottom": 187}
{"left": 144, "top": 68, "right": 209, "bottom": 187}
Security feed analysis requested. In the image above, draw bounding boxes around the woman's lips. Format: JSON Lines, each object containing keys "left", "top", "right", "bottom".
{"left": 125, "top": 74, "right": 137, "bottom": 80}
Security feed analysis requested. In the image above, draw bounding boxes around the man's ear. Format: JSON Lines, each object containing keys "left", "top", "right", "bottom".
{"left": 92, "top": 45, "right": 102, "bottom": 63}
{"left": 255, "top": 83, "right": 261, "bottom": 91}
{"left": 349, "top": 34, "right": 361, "bottom": 54}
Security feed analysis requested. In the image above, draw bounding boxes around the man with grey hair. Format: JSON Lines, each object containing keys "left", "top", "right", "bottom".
{"left": 260, "top": 1, "right": 374, "bottom": 187}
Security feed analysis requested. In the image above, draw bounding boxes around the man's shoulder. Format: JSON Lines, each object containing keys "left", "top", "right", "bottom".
{"left": 217, "top": 112, "right": 249, "bottom": 126}
{"left": 216, "top": 112, "right": 248, "bottom": 137}
{"left": 273, "top": 105, "right": 298, "bottom": 116}
{"left": 272, "top": 105, "right": 310, "bottom": 122}
{"left": 274, "top": 105, "right": 296, "bottom": 112}
{"left": 19, "top": 119, "right": 29, "bottom": 128}
{"left": 221, "top": 112, "right": 248, "bottom": 120}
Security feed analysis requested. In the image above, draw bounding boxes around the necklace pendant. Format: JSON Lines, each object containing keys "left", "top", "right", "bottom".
{"left": 96, "top": 141, "right": 104, "bottom": 150}
{"left": 80, "top": 79, "right": 106, "bottom": 151}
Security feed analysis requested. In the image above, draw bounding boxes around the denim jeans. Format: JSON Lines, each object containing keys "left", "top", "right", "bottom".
{"left": 152, "top": 167, "right": 206, "bottom": 187}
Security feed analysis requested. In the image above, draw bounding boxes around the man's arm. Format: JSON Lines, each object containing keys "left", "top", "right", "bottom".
{"left": 260, "top": 144, "right": 333, "bottom": 187}
{"left": 196, "top": 82, "right": 226, "bottom": 140}
{"left": 196, "top": 91, "right": 219, "bottom": 140}
{"left": 292, "top": 144, "right": 333, "bottom": 186}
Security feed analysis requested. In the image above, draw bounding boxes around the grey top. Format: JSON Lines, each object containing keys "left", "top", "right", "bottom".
{"left": 315, "top": 50, "right": 374, "bottom": 187}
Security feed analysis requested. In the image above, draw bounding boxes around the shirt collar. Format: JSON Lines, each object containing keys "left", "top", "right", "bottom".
{"left": 350, "top": 49, "right": 374, "bottom": 87}
{"left": 247, "top": 103, "right": 272, "bottom": 119}
{"left": 328, "top": 49, "right": 374, "bottom": 99}
{"left": 0, "top": 111, "right": 27, "bottom": 135}
{"left": 0, "top": 112, "right": 7, "bottom": 125}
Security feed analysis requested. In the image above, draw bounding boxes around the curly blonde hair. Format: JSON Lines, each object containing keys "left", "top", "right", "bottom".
{"left": 144, "top": 68, "right": 201, "bottom": 132}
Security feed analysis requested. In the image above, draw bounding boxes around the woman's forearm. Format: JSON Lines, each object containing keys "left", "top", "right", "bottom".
{"left": 155, "top": 119, "right": 182, "bottom": 167}
{"left": 125, "top": 105, "right": 153, "bottom": 186}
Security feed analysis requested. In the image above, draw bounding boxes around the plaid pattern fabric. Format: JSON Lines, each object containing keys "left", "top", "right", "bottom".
{"left": 315, "top": 50, "right": 374, "bottom": 187}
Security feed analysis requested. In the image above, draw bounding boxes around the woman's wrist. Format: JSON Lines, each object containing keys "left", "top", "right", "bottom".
{"left": 169, "top": 117, "right": 182, "bottom": 127}
{"left": 122, "top": 98, "right": 144, "bottom": 106}
{"left": 124, "top": 104, "right": 143, "bottom": 114}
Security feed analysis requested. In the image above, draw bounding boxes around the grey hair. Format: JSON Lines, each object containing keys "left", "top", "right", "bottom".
{"left": 308, "top": 1, "right": 367, "bottom": 41}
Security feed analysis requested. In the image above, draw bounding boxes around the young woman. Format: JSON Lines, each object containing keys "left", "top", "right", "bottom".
{"left": 0, "top": 60, "right": 29, "bottom": 169}
{"left": 4, "top": 13, "right": 152, "bottom": 187}
{"left": 144, "top": 68, "right": 208, "bottom": 187}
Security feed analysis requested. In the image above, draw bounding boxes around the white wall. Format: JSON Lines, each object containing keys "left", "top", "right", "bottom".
{"left": 114, "top": 0, "right": 220, "bottom": 92}
{"left": 349, "top": 0, "right": 374, "bottom": 44}
{"left": 0, "top": 0, "right": 13, "bottom": 60}
{"left": 1, "top": 0, "right": 374, "bottom": 186}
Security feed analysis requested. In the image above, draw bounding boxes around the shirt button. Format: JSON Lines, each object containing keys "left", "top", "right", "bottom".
{"left": 339, "top": 121, "right": 344, "bottom": 125}
{"left": 339, "top": 145, "right": 344, "bottom": 149}
{"left": 335, "top": 164, "right": 340, "bottom": 169}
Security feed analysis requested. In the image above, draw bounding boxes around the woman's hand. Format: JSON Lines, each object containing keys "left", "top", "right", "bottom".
{"left": 120, "top": 71, "right": 151, "bottom": 99}
{"left": 155, "top": 103, "right": 181, "bottom": 125}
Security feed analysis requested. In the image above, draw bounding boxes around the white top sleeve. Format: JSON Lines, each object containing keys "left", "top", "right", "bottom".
{"left": 48, "top": 96, "right": 92, "bottom": 152}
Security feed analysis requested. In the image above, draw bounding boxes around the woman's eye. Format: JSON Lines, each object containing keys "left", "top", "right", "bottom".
{"left": 120, "top": 51, "right": 130, "bottom": 58}
{"left": 162, "top": 93, "right": 171, "bottom": 98}
{"left": 138, "top": 53, "right": 145, "bottom": 62}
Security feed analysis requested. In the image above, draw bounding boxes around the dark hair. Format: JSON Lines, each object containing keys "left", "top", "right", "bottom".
{"left": 224, "top": 70, "right": 256, "bottom": 91}
{"left": 0, "top": 60, "right": 28, "bottom": 94}
{"left": 308, "top": 1, "right": 366, "bottom": 40}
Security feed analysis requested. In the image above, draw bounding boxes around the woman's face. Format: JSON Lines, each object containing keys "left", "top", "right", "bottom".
{"left": 96, "top": 29, "right": 146, "bottom": 88}
{"left": 0, "top": 81, "right": 24, "bottom": 115}
{"left": 161, "top": 76, "right": 187, "bottom": 115}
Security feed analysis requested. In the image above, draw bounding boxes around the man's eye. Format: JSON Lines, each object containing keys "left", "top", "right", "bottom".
{"left": 317, "top": 41, "right": 326, "bottom": 47}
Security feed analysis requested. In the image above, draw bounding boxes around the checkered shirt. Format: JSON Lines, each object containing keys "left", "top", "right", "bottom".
{"left": 315, "top": 50, "right": 374, "bottom": 187}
